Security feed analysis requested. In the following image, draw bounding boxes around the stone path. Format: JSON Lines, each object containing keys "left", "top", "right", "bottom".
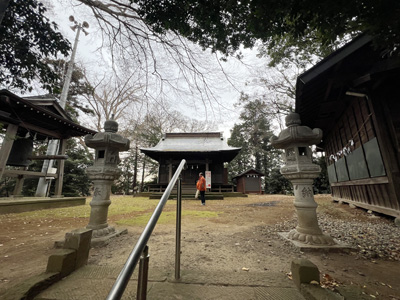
{"left": 35, "top": 265, "right": 305, "bottom": 299}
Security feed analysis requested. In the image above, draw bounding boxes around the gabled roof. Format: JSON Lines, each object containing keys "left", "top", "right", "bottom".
{"left": 141, "top": 132, "right": 241, "bottom": 162}
{"left": 0, "top": 89, "right": 96, "bottom": 140}
{"left": 22, "top": 94, "right": 72, "bottom": 120}
{"left": 295, "top": 34, "right": 400, "bottom": 139}
{"left": 232, "top": 168, "right": 265, "bottom": 179}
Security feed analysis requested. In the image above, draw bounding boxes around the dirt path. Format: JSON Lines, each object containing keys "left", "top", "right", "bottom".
{"left": 1, "top": 195, "right": 399, "bottom": 299}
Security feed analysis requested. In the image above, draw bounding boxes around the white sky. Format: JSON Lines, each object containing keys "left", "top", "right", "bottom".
{"left": 44, "top": 0, "right": 267, "bottom": 139}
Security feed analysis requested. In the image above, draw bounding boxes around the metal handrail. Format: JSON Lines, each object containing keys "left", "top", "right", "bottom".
{"left": 106, "top": 159, "right": 186, "bottom": 300}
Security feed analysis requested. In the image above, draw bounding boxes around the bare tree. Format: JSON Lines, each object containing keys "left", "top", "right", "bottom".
{"left": 69, "top": 0, "right": 240, "bottom": 115}
{"left": 82, "top": 71, "right": 144, "bottom": 131}
{"left": 239, "top": 56, "right": 316, "bottom": 131}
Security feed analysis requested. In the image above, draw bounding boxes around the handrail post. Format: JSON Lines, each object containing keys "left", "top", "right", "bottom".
{"left": 106, "top": 159, "right": 186, "bottom": 300}
{"left": 175, "top": 177, "right": 182, "bottom": 280}
{"left": 137, "top": 245, "right": 149, "bottom": 300}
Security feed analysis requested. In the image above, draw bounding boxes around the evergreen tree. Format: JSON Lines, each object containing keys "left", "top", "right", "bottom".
{"left": 45, "top": 59, "right": 94, "bottom": 119}
{"left": 61, "top": 139, "right": 93, "bottom": 197}
{"left": 0, "top": 0, "right": 70, "bottom": 92}
{"left": 313, "top": 155, "right": 331, "bottom": 194}
{"left": 228, "top": 96, "right": 288, "bottom": 193}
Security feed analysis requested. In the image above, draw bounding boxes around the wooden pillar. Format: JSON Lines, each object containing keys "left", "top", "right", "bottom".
{"left": 0, "top": 124, "right": 18, "bottom": 181}
{"left": 205, "top": 158, "right": 209, "bottom": 171}
{"left": 12, "top": 173, "right": 24, "bottom": 197}
{"left": 168, "top": 160, "right": 172, "bottom": 182}
{"left": 54, "top": 139, "right": 67, "bottom": 197}
{"left": 157, "top": 162, "right": 160, "bottom": 184}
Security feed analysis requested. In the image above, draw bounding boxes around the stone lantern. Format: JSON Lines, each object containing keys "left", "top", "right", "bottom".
{"left": 270, "top": 113, "right": 335, "bottom": 246}
{"left": 85, "top": 118, "right": 130, "bottom": 244}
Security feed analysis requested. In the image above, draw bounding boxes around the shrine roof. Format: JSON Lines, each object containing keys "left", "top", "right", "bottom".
{"left": 232, "top": 168, "right": 265, "bottom": 179}
{"left": 0, "top": 89, "right": 96, "bottom": 140}
{"left": 141, "top": 132, "right": 241, "bottom": 162}
{"left": 295, "top": 34, "right": 400, "bottom": 138}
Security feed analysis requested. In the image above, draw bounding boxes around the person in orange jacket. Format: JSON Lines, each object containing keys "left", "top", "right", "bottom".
{"left": 196, "top": 172, "right": 206, "bottom": 205}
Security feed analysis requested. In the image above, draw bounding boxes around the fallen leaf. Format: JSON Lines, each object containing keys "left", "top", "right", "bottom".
{"left": 323, "top": 274, "right": 333, "bottom": 281}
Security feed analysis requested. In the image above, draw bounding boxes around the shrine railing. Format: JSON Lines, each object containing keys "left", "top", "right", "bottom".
{"left": 106, "top": 159, "right": 186, "bottom": 300}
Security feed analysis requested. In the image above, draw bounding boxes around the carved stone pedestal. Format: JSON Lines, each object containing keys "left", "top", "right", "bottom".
{"left": 289, "top": 179, "right": 335, "bottom": 245}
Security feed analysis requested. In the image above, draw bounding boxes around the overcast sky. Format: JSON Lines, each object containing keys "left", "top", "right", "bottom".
{"left": 43, "top": 0, "right": 267, "bottom": 138}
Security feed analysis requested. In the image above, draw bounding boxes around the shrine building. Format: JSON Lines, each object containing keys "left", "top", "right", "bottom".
{"left": 295, "top": 35, "right": 400, "bottom": 220}
{"left": 0, "top": 89, "right": 96, "bottom": 213}
{"left": 141, "top": 132, "right": 241, "bottom": 193}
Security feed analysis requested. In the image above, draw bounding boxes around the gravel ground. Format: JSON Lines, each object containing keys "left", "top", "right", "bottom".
{"left": 272, "top": 209, "right": 400, "bottom": 262}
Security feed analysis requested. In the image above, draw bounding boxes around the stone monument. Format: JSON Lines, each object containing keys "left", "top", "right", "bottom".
{"left": 85, "top": 117, "right": 130, "bottom": 245}
{"left": 270, "top": 112, "right": 335, "bottom": 246}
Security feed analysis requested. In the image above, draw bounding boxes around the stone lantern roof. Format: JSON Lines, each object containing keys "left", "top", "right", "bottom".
{"left": 270, "top": 113, "right": 322, "bottom": 149}
{"left": 85, "top": 119, "right": 129, "bottom": 151}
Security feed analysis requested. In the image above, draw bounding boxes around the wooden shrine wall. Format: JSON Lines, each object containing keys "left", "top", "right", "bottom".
{"left": 324, "top": 96, "right": 400, "bottom": 216}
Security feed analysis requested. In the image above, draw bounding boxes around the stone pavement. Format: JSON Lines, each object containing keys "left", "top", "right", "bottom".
{"left": 34, "top": 264, "right": 306, "bottom": 300}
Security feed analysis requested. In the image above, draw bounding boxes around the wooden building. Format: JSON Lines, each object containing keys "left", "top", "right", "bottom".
{"left": 0, "top": 89, "right": 96, "bottom": 197}
{"left": 295, "top": 35, "right": 400, "bottom": 219}
{"left": 232, "top": 169, "right": 264, "bottom": 194}
{"left": 141, "top": 132, "right": 241, "bottom": 192}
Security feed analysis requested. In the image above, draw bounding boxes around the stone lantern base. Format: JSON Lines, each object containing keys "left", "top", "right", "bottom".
{"left": 54, "top": 226, "right": 128, "bottom": 248}
{"left": 287, "top": 229, "right": 335, "bottom": 245}
{"left": 278, "top": 232, "right": 353, "bottom": 252}
{"left": 90, "top": 226, "right": 128, "bottom": 247}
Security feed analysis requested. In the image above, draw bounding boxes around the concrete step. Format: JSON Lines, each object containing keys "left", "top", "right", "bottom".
{"left": 35, "top": 266, "right": 306, "bottom": 300}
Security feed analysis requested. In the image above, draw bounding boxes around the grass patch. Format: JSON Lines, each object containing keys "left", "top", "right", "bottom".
{"left": 108, "top": 197, "right": 152, "bottom": 216}
{"left": 116, "top": 209, "right": 222, "bottom": 226}
{"left": 3, "top": 196, "right": 222, "bottom": 226}
{"left": 14, "top": 196, "right": 155, "bottom": 220}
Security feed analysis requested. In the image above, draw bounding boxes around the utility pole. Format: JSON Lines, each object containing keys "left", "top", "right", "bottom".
{"left": 35, "top": 16, "right": 89, "bottom": 197}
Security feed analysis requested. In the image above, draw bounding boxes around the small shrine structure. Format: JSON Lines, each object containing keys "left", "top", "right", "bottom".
{"left": 141, "top": 132, "right": 241, "bottom": 192}
{"left": 0, "top": 89, "right": 96, "bottom": 207}
{"left": 232, "top": 169, "right": 264, "bottom": 194}
{"left": 295, "top": 35, "right": 400, "bottom": 221}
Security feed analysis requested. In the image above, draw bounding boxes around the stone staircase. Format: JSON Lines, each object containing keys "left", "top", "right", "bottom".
{"left": 146, "top": 192, "right": 248, "bottom": 200}
{"left": 149, "top": 192, "right": 224, "bottom": 200}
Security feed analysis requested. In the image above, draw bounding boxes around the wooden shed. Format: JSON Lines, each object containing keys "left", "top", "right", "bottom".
{"left": 233, "top": 169, "right": 264, "bottom": 194}
{"left": 296, "top": 35, "right": 400, "bottom": 219}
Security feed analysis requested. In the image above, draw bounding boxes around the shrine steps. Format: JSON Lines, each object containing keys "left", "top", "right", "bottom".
{"left": 145, "top": 192, "right": 248, "bottom": 200}
{"left": 148, "top": 192, "right": 224, "bottom": 200}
